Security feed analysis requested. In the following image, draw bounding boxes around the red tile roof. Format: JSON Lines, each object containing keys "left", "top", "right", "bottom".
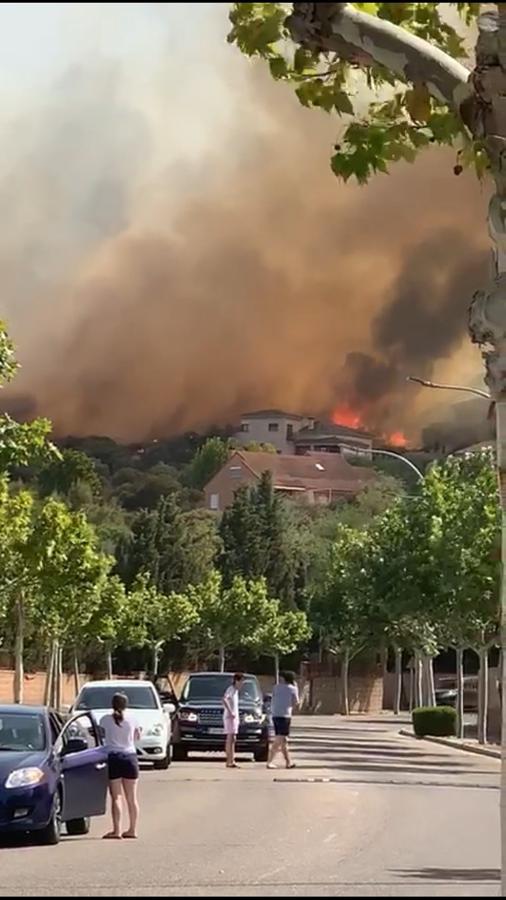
{"left": 236, "top": 451, "right": 375, "bottom": 494}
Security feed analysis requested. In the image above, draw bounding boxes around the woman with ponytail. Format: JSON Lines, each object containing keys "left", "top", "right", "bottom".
{"left": 100, "top": 692, "right": 141, "bottom": 839}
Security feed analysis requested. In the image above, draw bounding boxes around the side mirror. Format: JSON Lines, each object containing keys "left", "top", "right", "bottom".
{"left": 163, "top": 702, "right": 176, "bottom": 715}
{"left": 61, "top": 736, "right": 89, "bottom": 756}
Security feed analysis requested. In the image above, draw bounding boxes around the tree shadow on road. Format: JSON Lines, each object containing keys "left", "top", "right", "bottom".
{"left": 393, "top": 867, "right": 500, "bottom": 882}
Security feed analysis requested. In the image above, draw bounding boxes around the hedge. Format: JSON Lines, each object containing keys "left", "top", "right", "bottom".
{"left": 412, "top": 705, "right": 456, "bottom": 738}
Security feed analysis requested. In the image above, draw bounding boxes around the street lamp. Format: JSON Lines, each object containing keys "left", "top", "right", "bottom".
{"left": 339, "top": 443, "right": 424, "bottom": 481}
{"left": 407, "top": 375, "right": 491, "bottom": 401}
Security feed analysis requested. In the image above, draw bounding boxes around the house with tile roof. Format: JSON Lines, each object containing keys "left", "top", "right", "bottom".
{"left": 203, "top": 450, "right": 375, "bottom": 512}
{"left": 234, "top": 409, "right": 373, "bottom": 458}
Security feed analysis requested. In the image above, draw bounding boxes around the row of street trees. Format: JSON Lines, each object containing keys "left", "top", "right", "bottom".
{"left": 312, "top": 451, "right": 499, "bottom": 736}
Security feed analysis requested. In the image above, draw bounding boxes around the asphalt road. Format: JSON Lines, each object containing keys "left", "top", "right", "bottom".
{"left": 0, "top": 715, "right": 500, "bottom": 897}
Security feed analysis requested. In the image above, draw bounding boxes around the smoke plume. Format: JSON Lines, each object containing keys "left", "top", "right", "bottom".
{"left": 0, "top": 5, "right": 489, "bottom": 444}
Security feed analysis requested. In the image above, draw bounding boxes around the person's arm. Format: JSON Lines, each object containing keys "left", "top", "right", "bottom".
{"left": 223, "top": 688, "right": 234, "bottom": 716}
{"left": 292, "top": 684, "right": 300, "bottom": 709}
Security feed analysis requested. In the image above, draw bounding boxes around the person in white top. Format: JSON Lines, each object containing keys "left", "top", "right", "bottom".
{"left": 222, "top": 673, "right": 244, "bottom": 769}
{"left": 100, "top": 693, "right": 141, "bottom": 839}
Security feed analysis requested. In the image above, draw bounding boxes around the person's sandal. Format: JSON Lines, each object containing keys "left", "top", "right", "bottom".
{"left": 286, "top": 763, "right": 296, "bottom": 769}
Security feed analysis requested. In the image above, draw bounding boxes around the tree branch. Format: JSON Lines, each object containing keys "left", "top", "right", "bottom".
{"left": 286, "top": 2, "right": 471, "bottom": 110}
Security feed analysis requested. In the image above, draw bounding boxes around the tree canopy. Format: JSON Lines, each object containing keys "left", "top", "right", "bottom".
{"left": 228, "top": 3, "right": 485, "bottom": 184}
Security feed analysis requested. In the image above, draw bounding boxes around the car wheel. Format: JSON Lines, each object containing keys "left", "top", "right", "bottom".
{"left": 38, "top": 791, "right": 62, "bottom": 845}
{"left": 154, "top": 753, "right": 170, "bottom": 769}
{"left": 172, "top": 745, "right": 188, "bottom": 762}
{"left": 66, "top": 817, "right": 90, "bottom": 836}
{"left": 254, "top": 745, "right": 269, "bottom": 763}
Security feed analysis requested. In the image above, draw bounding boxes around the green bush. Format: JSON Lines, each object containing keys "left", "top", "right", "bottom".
{"left": 412, "top": 706, "right": 456, "bottom": 738}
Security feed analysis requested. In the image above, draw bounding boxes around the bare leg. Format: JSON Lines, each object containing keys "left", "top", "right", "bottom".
{"left": 281, "top": 737, "right": 292, "bottom": 768}
{"left": 103, "top": 780, "right": 122, "bottom": 838}
{"left": 226, "top": 734, "right": 238, "bottom": 767}
{"left": 122, "top": 778, "right": 139, "bottom": 837}
{"left": 268, "top": 736, "right": 281, "bottom": 766}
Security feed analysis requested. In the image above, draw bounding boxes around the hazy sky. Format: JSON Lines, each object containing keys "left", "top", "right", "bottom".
{"left": 0, "top": 3, "right": 488, "bottom": 442}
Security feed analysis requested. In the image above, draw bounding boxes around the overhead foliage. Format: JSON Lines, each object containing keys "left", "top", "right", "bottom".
{"left": 228, "top": 2, "right": 486, "bottom": 183}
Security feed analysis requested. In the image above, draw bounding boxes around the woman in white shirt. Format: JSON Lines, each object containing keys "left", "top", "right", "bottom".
{"left": 100, "top": 693, "right": 141, "bottom": 839}
{"left": 223, "top": 673, "right": 244, "bottom": 768}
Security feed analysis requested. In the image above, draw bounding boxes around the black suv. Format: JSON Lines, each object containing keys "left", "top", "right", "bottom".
{"left": 172, "top": 672, "right": 269, "bottom": 762}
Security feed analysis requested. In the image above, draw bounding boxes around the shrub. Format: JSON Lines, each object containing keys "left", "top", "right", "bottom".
{"left": 412, "top": 706, "right": 456, "bottom": 738}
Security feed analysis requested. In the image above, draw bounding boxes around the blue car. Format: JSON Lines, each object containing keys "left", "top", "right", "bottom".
{"left": 0, "top": 704, "right": 108, "bottom": 844}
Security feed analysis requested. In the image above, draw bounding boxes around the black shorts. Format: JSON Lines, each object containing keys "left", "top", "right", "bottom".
{"left": 108, "top": 751, "right": 139, "bottom": 781}
{"left": 272, "top": 717, "right": 291, "bottom": 737}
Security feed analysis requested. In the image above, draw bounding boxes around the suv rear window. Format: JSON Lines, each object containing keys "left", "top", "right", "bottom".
{"left": 181, "top": 675, "right": 262, "bottom": 703}
{"left": 76, "top": 685, "right": 158, "bottom": 710}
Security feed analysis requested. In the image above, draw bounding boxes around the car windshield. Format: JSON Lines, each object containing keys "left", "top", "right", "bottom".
{"left": 76, "top": 685, "right": 158, "bottom": 711}
{"left": 0, "top": 713, "right": 46, "bottom": 752}
{"left": 181, "top": 676, "right": 262, "bottom": 703}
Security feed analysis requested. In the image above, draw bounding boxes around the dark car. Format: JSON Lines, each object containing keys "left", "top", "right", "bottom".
{"left": 0, "top": 704, "right": 108, "bottom": 844}
{"left": 171, "top": 673, "right": 270, "bottom": 762}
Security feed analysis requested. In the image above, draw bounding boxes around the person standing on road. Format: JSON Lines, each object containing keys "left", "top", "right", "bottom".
{"left": 267, "top": 671, "right": 299, "bottom": 770}
{"left": 100, "top": 692, "right": 141, "bottom": 839}
{"left": 223, "top": 672, "right": 244, "bottom": 769}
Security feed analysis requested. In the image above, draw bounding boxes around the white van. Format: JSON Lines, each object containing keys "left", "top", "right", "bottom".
{"left": 72, "top": 679, "right": 174, "bottom": 769}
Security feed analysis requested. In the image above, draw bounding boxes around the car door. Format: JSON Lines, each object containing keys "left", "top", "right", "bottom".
{"left": 56, "top": 712, "right": 108, "bottom": 822}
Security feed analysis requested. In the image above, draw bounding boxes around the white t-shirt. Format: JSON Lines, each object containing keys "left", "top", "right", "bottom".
{"left": 99, "top": 712, "right": 138, "bottom": 754}
{"left": 223, "top": 685, "right": 239, "bottom": 720}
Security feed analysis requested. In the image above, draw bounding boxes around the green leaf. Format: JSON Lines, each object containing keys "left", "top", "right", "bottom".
{"left": 334, "top": 90, "right": 354, "bottom": 116}
{"left": 269, "top": 56, "right": 288, "bottom": 79}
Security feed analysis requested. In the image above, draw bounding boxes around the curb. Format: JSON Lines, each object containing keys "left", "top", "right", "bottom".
{"left": 399, "top": 728, "right": 501, "bottom": 760}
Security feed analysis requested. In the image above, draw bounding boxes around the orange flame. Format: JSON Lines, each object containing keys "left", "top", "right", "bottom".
{"left": 331, "top": 405, "right": 407, "bottom": 448}
{"left": 388, "top": 430, "right": 407, "bottom": 448}
{"left": 331, "top": 406, "right": 363, "bottom": 429}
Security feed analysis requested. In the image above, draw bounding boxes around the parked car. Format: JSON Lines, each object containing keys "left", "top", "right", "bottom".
{"left": 71, "top": 679, "right": 174, "bottom": 769}
{"left": 0, "top": 704, "right": 108, "bottom": 844}
{"left": 171, "top": 672, "right": 270, "bottom": 762}
{"left": 435, "top": 675, "right": 479, "bottom": 711}
{"left": 435, "top": 687, "right": 457, "bottom": 707}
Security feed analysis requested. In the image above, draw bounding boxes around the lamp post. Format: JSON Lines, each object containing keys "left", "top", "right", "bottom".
{"left": 339, "top": 443, "right": 424, "bottom": 482}
{"left": 407, "top": 376, "right": 491, "bottom": 401}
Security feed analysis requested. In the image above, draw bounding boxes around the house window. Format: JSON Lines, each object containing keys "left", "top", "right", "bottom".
{"left": 268, "top": 423, "right": 279, "bottom": 432}
{"left": 286, "top": 424, "right": 293, "bottom": 440}
{"left": 210, "top": 493, "right": 219, "bottom": 510}
{"left": 229, "top": 466, "right": 242, "bottom": 479}
{"left": 240, "top": 423, "right": 250, "bottom": 433}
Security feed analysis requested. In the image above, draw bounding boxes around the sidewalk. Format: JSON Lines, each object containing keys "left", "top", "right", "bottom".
{"left": 400, "top": 727, "right": 501, "bottom": 759}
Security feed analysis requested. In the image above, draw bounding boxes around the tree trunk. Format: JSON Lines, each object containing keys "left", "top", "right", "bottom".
{"left": 274, "top": 653, "right": 280, "bottom": 683}
{"left": 106, "top": 647, "right": 113, "bottom": 680}
{"left": 218, "top": 646, "right": 225, "bottom": 673}
{"left": 13, "top": 593, "right": 25, "bottom": 704}
{"left": 394, "top": 647, "right": 402, "bottom": 715}
{"left": 408, "top": 665, "right": 414, "bottom": 713}
{"left": 73, "top": 652, "right": 81, "bottom": 698}
{"left": 466, "top": 9, "right": 506, "bottom": 889}
{"left": 414, "top": 652, "right": 423, "bottom": 709}
{"left": 478, "top": 647, "right": 489, "bottom": 746}
{"left": 456, "top": 647, "right": 465, "bottom": 741}
{"left": 341, "top": 649, "right": 350, "bottom": 716}
{"left": 55, "top": 643, "right": 63, "bottom": 712}
{"left": 151, "top": 644, "right": 160, "bottom": 677}
{"left": 425, "top": 656, "right": 436, "bottom": 707}
{"left": 43, "top": 641, "right": 57, "bottom": 707}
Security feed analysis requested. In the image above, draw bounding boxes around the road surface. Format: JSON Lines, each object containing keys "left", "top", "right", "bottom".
{"left": 1, "top": 715, "right": 500, "bottom": 897}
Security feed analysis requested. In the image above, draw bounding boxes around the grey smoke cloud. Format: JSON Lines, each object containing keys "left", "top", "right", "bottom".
{"left": 0, "top": 7, "right": 489, "bottom": 444}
